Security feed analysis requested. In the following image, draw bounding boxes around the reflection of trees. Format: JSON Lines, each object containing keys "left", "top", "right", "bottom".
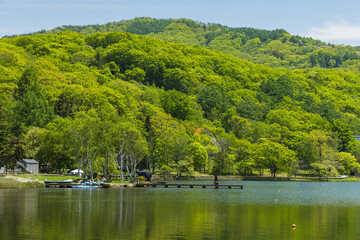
{"left": 1, "top": 189, "right": 360, "bottom": 239}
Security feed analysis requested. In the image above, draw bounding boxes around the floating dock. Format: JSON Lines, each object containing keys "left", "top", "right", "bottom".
{"left": 135, "top": 182, "right": 244, "bottom": 189}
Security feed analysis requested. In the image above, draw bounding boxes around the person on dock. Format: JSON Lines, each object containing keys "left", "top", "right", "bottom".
{"left": 214, "top": 175, "right": 218, "bottom": 186}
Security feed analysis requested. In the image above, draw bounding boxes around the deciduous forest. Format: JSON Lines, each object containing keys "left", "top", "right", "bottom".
{"left": 2, "top": 18, "right": 360, "bottom": 179}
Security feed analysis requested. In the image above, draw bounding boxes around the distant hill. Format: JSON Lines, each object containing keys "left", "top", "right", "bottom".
{"left": 2, "top": 20, "right": 360, "bottom": 178}
{"left": 29, "top": 17, "right": 360, "bottom": 71}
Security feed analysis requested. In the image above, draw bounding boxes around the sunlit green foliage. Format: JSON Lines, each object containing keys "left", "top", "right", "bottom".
{"left": 2, "top": 23, "right": 360, "bottom": 178}
{"left": 30, "top": 17, "right": 360, "bottom": 71}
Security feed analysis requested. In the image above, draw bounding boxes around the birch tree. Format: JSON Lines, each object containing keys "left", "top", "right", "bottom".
{"left": 70, "top": 110, "right": 103, "bottom": 180}
{"left": 111, "top": 121, "right": 148, "bottom": 182}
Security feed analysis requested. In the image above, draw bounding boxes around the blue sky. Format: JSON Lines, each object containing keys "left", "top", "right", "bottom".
{"left": 1, "top": 0, "right": 360, "bottom": 45}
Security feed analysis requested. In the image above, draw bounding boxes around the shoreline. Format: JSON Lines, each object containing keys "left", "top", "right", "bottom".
{"left": 152, "top": 174, "right": 360, "bottom": 182}
{"left": 1, "top": 174, "right": 359, "bottom": 189}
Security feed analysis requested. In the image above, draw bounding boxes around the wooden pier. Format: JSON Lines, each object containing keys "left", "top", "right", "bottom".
{"left": 135, "top": 182, "right": 244, "bottom": 189}
{"left": 44, "top": 180, "right": 242, "bottom": 189}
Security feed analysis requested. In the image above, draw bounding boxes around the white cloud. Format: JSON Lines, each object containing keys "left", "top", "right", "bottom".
{"left": 308, "top": 19, "right": 360, "bottom": 45}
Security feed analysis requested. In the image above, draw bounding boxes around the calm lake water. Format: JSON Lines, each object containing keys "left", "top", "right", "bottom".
{"left": 1, "top": 181, "right": 360, "bottom": 240}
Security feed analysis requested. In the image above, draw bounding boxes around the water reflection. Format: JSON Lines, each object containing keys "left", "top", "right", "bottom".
{"left": 0, "top": 181, "right": 360, "bottom": 239}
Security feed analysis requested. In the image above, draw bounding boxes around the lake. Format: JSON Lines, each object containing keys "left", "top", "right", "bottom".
{"left": 1, "top": 181, "right": 360, "bottom": 240}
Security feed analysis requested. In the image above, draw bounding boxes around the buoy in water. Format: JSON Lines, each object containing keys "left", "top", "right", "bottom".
{"left": 292, "top": 224, "right": 296, "bottom": 230}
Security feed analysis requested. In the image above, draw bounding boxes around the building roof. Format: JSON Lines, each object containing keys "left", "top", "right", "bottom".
{"left": 22, "top": 159, "right": 38, "bottom": 164}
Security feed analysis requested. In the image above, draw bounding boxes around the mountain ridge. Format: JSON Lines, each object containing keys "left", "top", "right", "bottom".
{"left": 17, "top": 17, "right": 360, "bottom": 71}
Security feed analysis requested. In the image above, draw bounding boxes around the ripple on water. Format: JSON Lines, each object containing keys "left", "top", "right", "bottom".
{"left": 134, "top": 181, "right": 360, "bottom": 207}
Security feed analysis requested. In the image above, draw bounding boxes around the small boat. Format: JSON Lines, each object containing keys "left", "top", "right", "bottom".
{"left": 44, "top": 179, "right": 73, "bottom": 183}
{"left": 44, "top": 179, "right": 79, "bottom": 188}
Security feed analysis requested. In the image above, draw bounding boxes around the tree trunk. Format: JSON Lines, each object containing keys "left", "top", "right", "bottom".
{"left": 120, "top": 155, "right": 124, "bottom": 181}
{"left": 89, "top": 162, "right": 93, "bottom": 181}
{"left": 104, "top": 152, "right": 108, "bottom": 179}
{"left": 110, "top": 148, "right": 126, "bottom": 181}
{"left": 126, "top": 163, "right": 133, "bottom": 182}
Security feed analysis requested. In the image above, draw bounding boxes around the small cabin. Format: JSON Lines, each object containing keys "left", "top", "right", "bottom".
{"left": 16, "top": 159, "right": 39, "bottom": 174}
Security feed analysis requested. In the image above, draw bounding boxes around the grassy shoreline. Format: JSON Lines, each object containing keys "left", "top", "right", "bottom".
{"left": 0, "top": 176, "right": 45, "bottom": 189}
{"left": 0, "top": 173, "right": 359, "bottom": 190}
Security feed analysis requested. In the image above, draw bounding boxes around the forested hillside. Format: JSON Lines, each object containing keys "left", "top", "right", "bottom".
{"left": 33, "top": 17, "right": 360, "bottom": 71}
{"left": 2, "top": 28, "right": 360, "bottom": 179}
